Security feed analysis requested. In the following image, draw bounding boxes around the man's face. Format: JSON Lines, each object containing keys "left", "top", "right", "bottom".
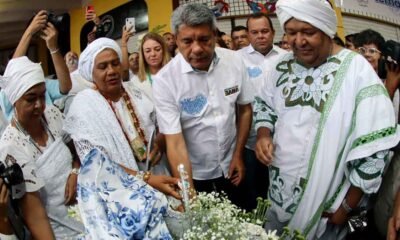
{"left": 232, "top": 29, "right": 249, "bottom": 50}
{"left": 221, "top": 35, "right": 233, "bottom": 49}
{"left": 129, "top": 53, "right": 139, "bottom": 72}
{"left": 163, "top": 33, "right": 177, "bottom": 52}
{"left": 248, "top": 17, "right": 275, "bottom": 55}
{"left": 176, "top": 24, "right": 216, "bottom": 71}
{"left": 345, "top": 41, "right": 355, "bottom": 51}
{"left": 285, "top": 18, "right": 332, "bottom": 68}
{"left": 280, "top": 34, "right": 291, "bottom": 51}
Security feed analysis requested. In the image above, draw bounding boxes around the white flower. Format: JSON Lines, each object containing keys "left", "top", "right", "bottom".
{"left": 265, "top": 230, "right": 279, "bottom": 240}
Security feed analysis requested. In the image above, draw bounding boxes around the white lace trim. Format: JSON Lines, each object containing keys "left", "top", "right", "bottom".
{"left": 63, "top": 89, "right": 138, "bottom": 170}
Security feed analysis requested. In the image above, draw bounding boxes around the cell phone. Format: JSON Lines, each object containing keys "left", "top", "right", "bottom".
{"left": 86, "top": 5, "right": 94, "bottom": 14}
{"left": 125, "top": 17, "right": 135, "bottom": 32}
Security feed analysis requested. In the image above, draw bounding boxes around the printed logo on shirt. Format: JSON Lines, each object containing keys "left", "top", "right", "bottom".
{"left": 180, "top": 94, "right": 208, "bottom": 115}
{"left": 224, "top": 85, "right": 239, "bottom": 96}
{"left": 247, "top": 66, "right": 262, "bottom": 78}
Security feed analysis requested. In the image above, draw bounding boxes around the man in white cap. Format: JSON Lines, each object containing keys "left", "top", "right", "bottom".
{"left": 254, "top": 0, "right": 400, "bottom": 238}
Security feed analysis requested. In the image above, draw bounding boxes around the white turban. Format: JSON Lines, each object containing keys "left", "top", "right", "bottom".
{"left": 276, "top": 0, "right": 337, "bottom": 38}
{"left": 0, "top": 56, "right": 45, "bottom": 105}
{"left": 78, "top": 37, "right": 123, "bottom": 82}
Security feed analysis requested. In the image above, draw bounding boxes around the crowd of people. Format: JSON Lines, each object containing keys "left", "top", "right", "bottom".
{"left": 0, "top": 0, "right": 400, "bottom": 239}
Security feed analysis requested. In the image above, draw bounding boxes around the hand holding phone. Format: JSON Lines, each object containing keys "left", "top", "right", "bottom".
{"left": 125, "top": 17, "right": 135, "bottom": 33}
{"left": 85, "top": 5, "right": 96, "bottom": 21}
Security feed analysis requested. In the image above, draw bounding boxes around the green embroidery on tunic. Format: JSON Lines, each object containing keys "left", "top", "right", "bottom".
{"left": 276, "top": 56, "right": 342, "bottom": 112}
{"left": 299, "top": 51, "right": 357, "bottom": 236}
{"left": 253, "top": 96, "right": 278, "bottom": 127}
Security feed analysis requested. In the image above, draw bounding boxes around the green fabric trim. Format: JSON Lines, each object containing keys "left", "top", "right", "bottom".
{"left": 303, "top": 82, "right": 391, "bottom": 234}
{"left": 351, "top": 126, "right": 396, "bottom": 150}
{"left": 299, "top": 51, "right": 357, "bottom": 236}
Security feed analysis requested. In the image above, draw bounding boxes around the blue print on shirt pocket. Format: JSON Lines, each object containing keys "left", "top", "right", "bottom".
{"left": 247, "top": 66, "right": 262, "bottom": 78}
{"left": 180, "top": 94, "right": 207, "bottom": 115}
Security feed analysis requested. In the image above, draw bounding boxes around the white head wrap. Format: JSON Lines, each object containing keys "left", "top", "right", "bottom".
{"left": 78, "top": 37, "right": 123, "bottom": 82}
{"left": 276, "top": 0, "right": 337, "bottom": 38}
{"left": 0, "top": 56, "right": 45, "bottom": 105}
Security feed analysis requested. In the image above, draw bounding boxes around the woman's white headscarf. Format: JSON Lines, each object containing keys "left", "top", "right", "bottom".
{"left": 276, "top": 0, "right": 337, "bottom": 38}
{"left": 78, "top": 37, "right": 123, "bottom": 82}
{"left": 0, "top": 56, "right": 45, "bottom": 105}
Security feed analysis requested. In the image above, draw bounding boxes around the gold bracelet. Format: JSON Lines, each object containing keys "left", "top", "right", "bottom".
{"left": 143, "top": 171, "right": 151, "bottom": 183}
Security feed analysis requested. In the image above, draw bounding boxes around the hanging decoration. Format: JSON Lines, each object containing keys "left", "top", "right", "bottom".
{"left": 211, "top": 0, "right": 230, "bottom": 17}
{"left": 246, "top": 0, "right": 277, "bottom": 14}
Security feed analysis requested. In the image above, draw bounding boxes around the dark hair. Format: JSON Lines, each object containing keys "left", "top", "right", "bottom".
{"left": 216, "top": 37, "right": 229, "bottom": 48}
{"left": 231, "top": 25, "right": 247, "bottom": 36}
{"left": 345, "top": 33, "right": 357, "bottom": 44}
{"left": 246, "top": 12, "right": 275, "bottom": 33}
{"left": 354, "top": 29, "right": 385, "bottom": 51}
{"left": 333, "top": 34, "right": 345, "bottom": 47}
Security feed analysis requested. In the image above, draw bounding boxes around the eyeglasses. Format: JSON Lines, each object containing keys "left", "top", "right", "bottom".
{"left": 357, "top": 47, "right": 381, "bottom": 56}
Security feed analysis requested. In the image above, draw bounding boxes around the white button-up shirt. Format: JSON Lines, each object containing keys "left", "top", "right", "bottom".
{"left": 153, "top": 47, "right": 254, "bottom": 180}
{"left": 238, "top": 44, "right": 287, "bottom": 150}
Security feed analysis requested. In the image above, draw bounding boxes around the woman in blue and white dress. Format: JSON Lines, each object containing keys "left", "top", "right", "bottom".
{"left": 64, "top": 38, "right": 181, "bottom": 240}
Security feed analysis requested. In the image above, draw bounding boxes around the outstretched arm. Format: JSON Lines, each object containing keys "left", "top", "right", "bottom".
{"left": 40, "top": 22, "right": 71, "bottom": 94}
{"left": 13, "top": 10, "right": 47, "bottom": 58}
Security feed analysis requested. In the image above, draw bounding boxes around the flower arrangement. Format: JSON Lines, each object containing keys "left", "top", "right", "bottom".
{"left": 165, "top": 192, "right": 306, "bottom": 240}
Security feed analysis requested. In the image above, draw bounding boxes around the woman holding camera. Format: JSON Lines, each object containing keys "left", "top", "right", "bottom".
{"left": 0, "top": 24, "right": 84, "bottom": 239}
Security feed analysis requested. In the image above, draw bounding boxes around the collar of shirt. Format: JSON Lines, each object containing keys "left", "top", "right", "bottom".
{"left": 246, "top": 44, "right": 279, "bottom": 58}
{"left": 179, "top": 51, "right": 220, "bottom": 74}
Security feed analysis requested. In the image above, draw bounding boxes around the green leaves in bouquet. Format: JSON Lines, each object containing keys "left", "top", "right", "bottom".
{"left": 279, "top": 227, "right": 306, "bottom": 240}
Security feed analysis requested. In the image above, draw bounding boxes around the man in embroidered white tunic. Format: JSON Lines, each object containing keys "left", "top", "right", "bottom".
{"left": 238, "top": 13, "right": 287, "bottom": 210}
{"left": 153, "top": 3, "right": 254, "bottom": 206}
{"left": 254, "top": 0, "right": 400, "bottom": 239}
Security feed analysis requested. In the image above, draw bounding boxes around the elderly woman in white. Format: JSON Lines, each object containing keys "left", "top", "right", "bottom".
{"left": 0, "top": 56, "right": 84, "bottom": 239}
{"left": 64, "top": 38, "right": 181, "bottom": 239}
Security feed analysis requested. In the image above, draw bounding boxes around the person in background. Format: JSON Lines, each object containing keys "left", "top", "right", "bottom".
{"left": 254, "top": 0, "right": 400, "bottom": 238}
{"left": 279, "top": 33, "right": 291, "bottom": 51}
{"left": 221, "top": 33, "right": 234, "bottom": 50}
{"left": 128, "top": 52, "right": 139, "bottom": 77}
{"left": 163, "top": 32, "right": 177, "bottom": 58}
{"left": 237, "top": 12, "right": 287, "bottom": 211}
{"left": 153, "top": 3, "right": 254, "bottom": 207}
{"left": 354, "top": 29, "right": 385, "bottom": 73}
{"left": 135, "top": 32, "right": 171, "bottom": 100}
{"left": 231, "top": 25, "right": 250, "bottom": 50}
{"left": 0, "top": 10, "right": 72, "bottom": 119}
{"left": 345, "top": 33, "right": 358, "bottom": 51}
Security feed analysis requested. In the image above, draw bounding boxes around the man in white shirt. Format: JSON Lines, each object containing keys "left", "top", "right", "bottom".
{"left": 238, "top": 12, "right": 287, "bottom": 211}
{"left": 231, "top": 26, "right": 250, "bottom": 50}
{"left": 153, "top": 3, "right": 254, "bottom": 206}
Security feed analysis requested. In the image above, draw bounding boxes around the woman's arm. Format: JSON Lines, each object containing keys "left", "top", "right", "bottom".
{"left": 19, "top": 192, "right": 55, "bottom": 239}
{"left": 41, "top": 22, "right": 72, "bottom": 94}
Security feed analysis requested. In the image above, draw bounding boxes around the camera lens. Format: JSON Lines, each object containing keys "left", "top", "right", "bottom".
{"left": 0, "top": 163, "right": 24, "bottom": 187}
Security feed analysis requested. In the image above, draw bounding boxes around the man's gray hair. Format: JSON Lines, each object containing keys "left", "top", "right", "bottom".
{"left": 171, "top": 3, "right": 217, "bottom": 34}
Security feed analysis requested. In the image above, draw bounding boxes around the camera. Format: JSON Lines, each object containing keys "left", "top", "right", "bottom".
{"left": 47, "top": 12, "right": 70, "bottom": 33}
{"left": 378, "top": 40, "right": 400, "bottom": 79}
{"left": 0, "top": 162, "right": 24, "bottom": 188}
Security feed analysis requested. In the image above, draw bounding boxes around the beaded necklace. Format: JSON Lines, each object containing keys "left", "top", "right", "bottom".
{"left": 13, "top": 117, "right": 55, "bottom": 154}
{"left": 106, "top": 87, "right": 148, "bottom": 159}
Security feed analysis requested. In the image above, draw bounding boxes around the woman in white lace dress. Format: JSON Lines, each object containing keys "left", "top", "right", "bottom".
{"left": 0, "top": 57, "right": 84, "bottom": 239}
{"left": 64, "top": 38, "right": 181, "bottom": 240}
